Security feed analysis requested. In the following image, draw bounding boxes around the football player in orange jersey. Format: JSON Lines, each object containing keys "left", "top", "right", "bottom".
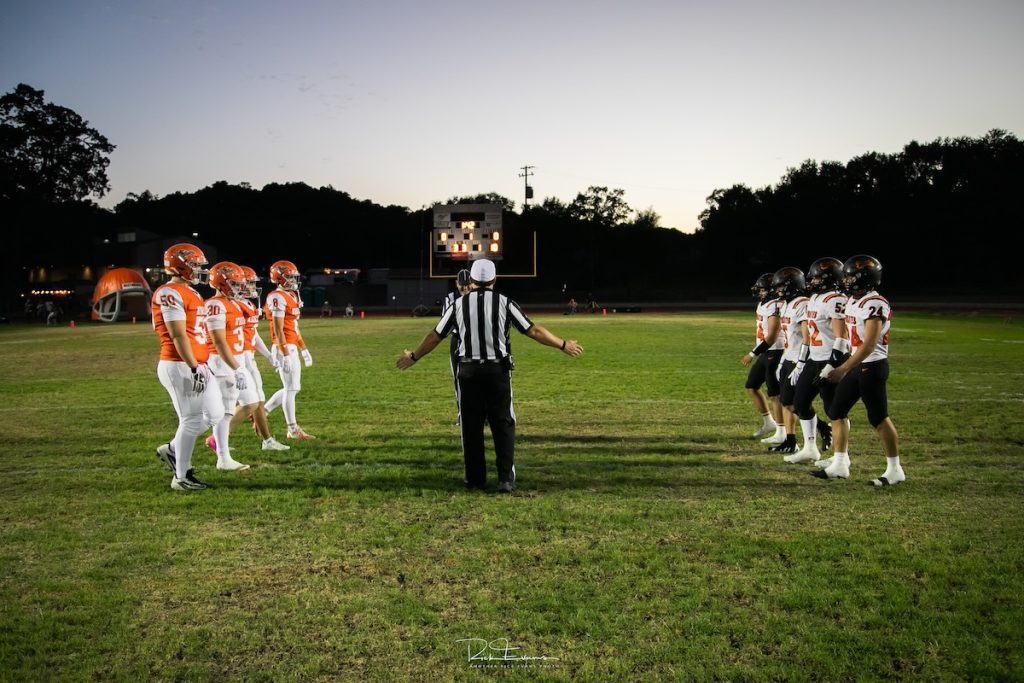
{"left": 152, "top": 243, "right": 225, "bottom": 491}
{"left": 263, "top": 260, "right": 316, "bottom": 440}
{"left": 227, "top": 265, "right": 290, "bottom": 451}
{"left": 201, "top": 262, "right": 253, "bottom": 471}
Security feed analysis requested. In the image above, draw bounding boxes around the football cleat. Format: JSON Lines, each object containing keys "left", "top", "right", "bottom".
{"left": 261, "top": 437, "right": 290, "bottom": 451}
{"left": 870, "top": 468, "right": 906, "bottom": 487}
{"left": 819, "top": 423, "right": 833, "bottom": 452}
{"left": 761, "top": 431, "right": 787, "bottom": 445}
{"left": 171, "top": 468, "right": 208, "bottom": 491}
{"left": 287, "top": 426, "right": 316, "bottom": 440}
{"left": 814, "top": 456, "right": 834, "bottom": 469}
{"left": 216, "top": 454, "right": 250, "bottom": 471}
{"left": 156, "top": 443, "right": 176, "bottom": 473}
{"left": 768, "top": 436, "right": 797, "bottom": 454}
{"left": 812, "top": 456, "right": 849, "bottom": 479}
{"left": 752, "top": 424, "right": 776, "bottom": 439}
{"left": 784, "top": 443, "right": 821, "bottom": 464}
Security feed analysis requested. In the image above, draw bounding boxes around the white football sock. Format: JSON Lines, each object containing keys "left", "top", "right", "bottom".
{"left": 882, "top": 456, "right": 904, "bottom": 479}
{"left": 265, "top": 389, "right": 284, "bottom": 414}
{"left": 214, "top": 415, "right": 232, "bottom": 457}
{"left": 283, "top": 390, "right": 298, "bottom": 426}
{"left": 799, "top": 418, "right": 817, "bottom": 445}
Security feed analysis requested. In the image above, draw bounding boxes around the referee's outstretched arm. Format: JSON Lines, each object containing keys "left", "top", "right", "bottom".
{"left": 525, "top": 323, "right": 584, "bottom": 356}
{"left": 395, "top": 330, "right": 444, "bottom": 370}
{"left": 395, "top": 326, "right": 583, "bottom": 370}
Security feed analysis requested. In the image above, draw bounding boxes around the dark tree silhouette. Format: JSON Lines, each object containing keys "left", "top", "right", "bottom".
{"left": 0, "top": 83, "right": 115, "bottom": 203}
{"left": 442, "top": 193, "right": 516, "bottom": 211}
{"left": 569, "top": 186, "right": 632, "bottom": 227}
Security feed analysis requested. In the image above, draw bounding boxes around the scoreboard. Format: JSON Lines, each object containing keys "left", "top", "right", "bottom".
{"left": 432, "top": 203, "right": 502, "bottom": 261}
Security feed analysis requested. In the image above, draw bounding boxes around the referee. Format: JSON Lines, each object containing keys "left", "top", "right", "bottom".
{"left": 442, "top": 269, "right": 472, "bottom": 423}
{"left": 396, "top": 259, "right": 584, "bottom": 492}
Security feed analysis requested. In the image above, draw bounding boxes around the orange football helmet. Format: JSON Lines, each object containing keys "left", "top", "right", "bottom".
{"left": 163, "top": 243, "right": 209, "bottom": 284}
{"left": 209, "top": 262, "right": 246, "bottom": 298}
{"left": 269, "top": 260, "right": 301, "bottom": 291}
{"left": 238, "top": 265, "right": 261, "bottom": 299}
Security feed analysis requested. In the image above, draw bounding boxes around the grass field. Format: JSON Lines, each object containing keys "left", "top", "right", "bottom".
{"left": 1, "top": 310, "right": 1023, "bottom": 681}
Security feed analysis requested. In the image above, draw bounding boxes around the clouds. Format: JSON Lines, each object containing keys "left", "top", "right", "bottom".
{"left": 3, "top": 0, "right": 1022, "bottom": 231}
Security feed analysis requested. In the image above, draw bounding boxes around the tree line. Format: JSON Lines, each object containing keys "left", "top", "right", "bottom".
{"left": 3, "top": 82, "right": 1022, "bottom": 308}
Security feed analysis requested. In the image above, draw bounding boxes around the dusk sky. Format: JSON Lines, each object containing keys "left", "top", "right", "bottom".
{"left": 3, "top": 0, "right": 1022, "bottom": 232}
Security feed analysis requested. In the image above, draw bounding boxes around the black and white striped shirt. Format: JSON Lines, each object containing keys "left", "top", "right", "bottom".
{"left": 442, "top": 291, "right": 457, "bottom": 314}
{"left": 434, "top": 289, "right": 533, "bottom": 361}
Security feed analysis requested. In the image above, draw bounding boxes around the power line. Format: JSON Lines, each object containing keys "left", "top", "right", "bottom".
{"left": 518, "top": 165, "right": 534, "bottom": 210}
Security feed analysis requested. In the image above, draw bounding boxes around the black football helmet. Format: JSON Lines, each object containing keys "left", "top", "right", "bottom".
{"left": 841, "top": 255, "right": 882, "bottom": 295}
{"left": 772, "top": 267, "right": 806, "bottom": 300}
{"left": 750, "top": 273, "right": 773, "bottom": 302}
{"left": 456, "top": 269, "right": 471, "bottom": 289}
{"left": 807, "top": 257, "right": 843, "bottom": 293}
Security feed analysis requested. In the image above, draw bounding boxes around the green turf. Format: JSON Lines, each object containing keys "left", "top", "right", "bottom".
{"left": 1, "top": 311, "right": 1022, "bottom": 681}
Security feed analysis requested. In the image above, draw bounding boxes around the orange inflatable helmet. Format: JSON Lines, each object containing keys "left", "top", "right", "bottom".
{"left": 91, "top": 268, "right": 152, "bottom": 322}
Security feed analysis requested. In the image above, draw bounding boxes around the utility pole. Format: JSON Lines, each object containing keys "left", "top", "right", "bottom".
{"left": 518, "top": 165, "right": 534, "bottom": 211}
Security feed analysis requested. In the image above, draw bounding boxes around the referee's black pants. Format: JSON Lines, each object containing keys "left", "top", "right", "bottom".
{"left": 457, "top": 362, "right": 515, "bottom": 487}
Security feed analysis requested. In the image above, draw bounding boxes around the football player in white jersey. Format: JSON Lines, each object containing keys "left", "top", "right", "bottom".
{"left": 769, "top": 267, "right": 809, "bottom": 455}
{"left": 740, "top": 273, "right": 784, "bottom": 440}
{"left": 202, "top": 262, "right": 252, "bottom": 472}
{"left": 784, "top": 258, "right": 846, "bottom": 464}
{"left": 819, "top": 255, "right": 905, "bottom": 485}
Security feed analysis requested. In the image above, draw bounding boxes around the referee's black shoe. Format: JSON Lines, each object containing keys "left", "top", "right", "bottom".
{"left": 497, "top": 481, "right": 515, "bottom": 494}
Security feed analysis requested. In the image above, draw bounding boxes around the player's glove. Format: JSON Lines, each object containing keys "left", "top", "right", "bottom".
{"left": 235, "top": 370, "right": 247, "bottom": 392}
{"left": 301, "top": 348, "right": 313, "bottom": 367}
{"left": 789, "top": 361, "right": 804, "bottom": 386}
{"left": 813, "top": 363, "right": 835, "bottom": 386}
{"left": 270, "top": 344, "right": 282, "bottom": 370}
{"left": 187, "top": 365, "right": 207, "bottom": 395}
{"left": 280, "top": 352, "right": 292, "bottom": 374}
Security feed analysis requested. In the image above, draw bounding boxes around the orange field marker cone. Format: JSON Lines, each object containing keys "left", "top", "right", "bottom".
{"left": 132, "top": 315, "right": 136, "bottom": 324}
{"left": 360, "top": 311, "right": 365, "bottom": 319}
{"left": 69, "top": 320, "right": 75, "bottom": 328}
{"left": 602, "top": 308, "right": 607, "bottom": 315}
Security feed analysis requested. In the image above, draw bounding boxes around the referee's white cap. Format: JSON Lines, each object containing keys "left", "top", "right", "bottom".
{"left": 470, "top": 259, "right": 496, "bottom": 284}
